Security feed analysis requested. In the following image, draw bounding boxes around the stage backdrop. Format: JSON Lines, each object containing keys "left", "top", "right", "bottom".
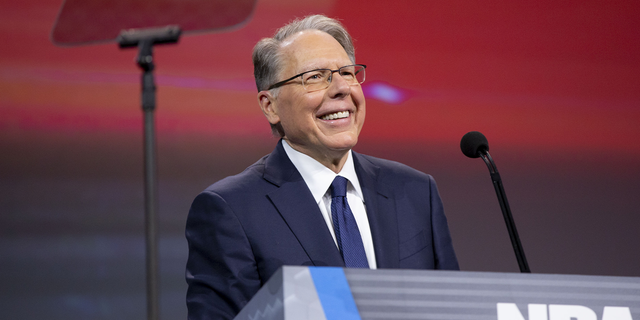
{"left": 1, "top": 0, "right": 639, "bottom": 319}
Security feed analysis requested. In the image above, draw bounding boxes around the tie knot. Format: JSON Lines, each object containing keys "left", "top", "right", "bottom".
{"left": 331, "top": 175, "right": 348, "bottom": 197}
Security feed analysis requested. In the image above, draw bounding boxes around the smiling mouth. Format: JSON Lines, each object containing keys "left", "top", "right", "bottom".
{"left": 319, "top": 111, "right": 350, "bottom": 120}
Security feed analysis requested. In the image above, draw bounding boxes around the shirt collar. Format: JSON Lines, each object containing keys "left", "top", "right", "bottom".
{"left": 282, "top": 139, "right": 364, "bottom": 204}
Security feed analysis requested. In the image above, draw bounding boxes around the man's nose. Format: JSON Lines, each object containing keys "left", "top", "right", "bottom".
{"left": 327, "top": 71, "right": 351, "bottom": 95}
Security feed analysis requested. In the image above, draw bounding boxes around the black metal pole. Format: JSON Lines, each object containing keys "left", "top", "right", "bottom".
{"left": 117, "top": 26, "right": 180, "bottom": 320}
{"left": 480, "top": 151, "right": 531, "bottom": 273}
{"left": 138, "top": 39, "right": 160, "bottom": 320}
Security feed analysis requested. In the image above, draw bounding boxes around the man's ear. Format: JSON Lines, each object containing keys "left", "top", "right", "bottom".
{"left": 258, "top": 91, "right": 280, "bottom": 125}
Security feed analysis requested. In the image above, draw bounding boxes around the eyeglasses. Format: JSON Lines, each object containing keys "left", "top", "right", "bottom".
{"left": 267, "top": 64, "right": 366, "bottom": 92}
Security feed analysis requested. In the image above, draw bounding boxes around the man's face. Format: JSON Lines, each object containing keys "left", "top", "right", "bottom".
{"left": 261, "top": 30, "right": 366, "bottom": 165}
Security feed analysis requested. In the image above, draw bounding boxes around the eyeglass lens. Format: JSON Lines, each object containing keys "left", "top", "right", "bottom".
{"left": 302, "top": 65, "right": 365, "bottom": 91}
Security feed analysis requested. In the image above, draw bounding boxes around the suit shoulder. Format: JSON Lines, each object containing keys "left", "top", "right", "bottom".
{"left": 356, "top": 152, "right": 435, "bottom": 183}
{"left": 201, "top": 154, "right": 271, "bottom": 197}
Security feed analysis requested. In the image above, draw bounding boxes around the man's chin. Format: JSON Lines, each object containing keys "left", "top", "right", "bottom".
{"left": 322, "top": 135, "right": 359, "bottom": 153}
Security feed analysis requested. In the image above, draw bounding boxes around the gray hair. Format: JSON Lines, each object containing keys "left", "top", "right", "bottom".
{"left": 252, "top": 15, "right": 356, "bottom": 136}
{"left": 253, "top": 15, "right": 356, "bottom": 93}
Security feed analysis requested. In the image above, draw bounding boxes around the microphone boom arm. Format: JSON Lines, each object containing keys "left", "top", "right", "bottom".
{"left": 480, "top": 151, "right": 531, "bottom": 273}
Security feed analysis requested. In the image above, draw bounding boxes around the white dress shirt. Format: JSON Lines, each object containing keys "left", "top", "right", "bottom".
{"left": 282, "top": 140, "right": 377, "bottom": 269}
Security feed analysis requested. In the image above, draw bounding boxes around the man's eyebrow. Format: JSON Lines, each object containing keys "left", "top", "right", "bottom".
{"left": 297, "top": 65, "right": 327, "bottom": 73}
{"left": 297, "top": 63, "right": 350, "bottom": 73}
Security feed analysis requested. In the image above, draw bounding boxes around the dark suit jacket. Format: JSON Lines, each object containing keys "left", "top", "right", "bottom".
{"left": 185, "top": 140, "right": 458, "bottom": 319}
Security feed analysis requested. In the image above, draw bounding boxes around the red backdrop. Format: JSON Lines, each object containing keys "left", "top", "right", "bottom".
{"left": 1, "top": 0, "right": 639, "bottom": 319}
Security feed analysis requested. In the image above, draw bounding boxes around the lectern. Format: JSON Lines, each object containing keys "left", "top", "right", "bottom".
{"left": 234, "top": 266, "right": 640, "bottom": 320}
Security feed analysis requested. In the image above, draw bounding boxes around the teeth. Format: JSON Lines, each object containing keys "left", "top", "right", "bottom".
{"left": 320, "top": 111, "right": 349, "bottom": 120}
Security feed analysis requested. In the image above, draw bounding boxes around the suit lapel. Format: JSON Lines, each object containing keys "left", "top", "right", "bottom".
{"left": 263, "top": 141, "right": 345, "bottom": 267}
{"left": 353, "top": 152, "right": 400, "bottom": 268}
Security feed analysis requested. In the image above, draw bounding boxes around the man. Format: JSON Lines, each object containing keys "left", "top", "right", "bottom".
{"left": 185, "top": 14, "right": 459, "bottom": 320}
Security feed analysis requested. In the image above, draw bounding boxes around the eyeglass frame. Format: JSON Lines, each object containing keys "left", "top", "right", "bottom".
{"left": 266, "top": 64, "right": 367, "bottom": 91}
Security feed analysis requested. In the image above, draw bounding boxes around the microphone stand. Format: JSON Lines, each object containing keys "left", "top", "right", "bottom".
{"left": 118, "top": 26, "right": 181, "bottom": 320}
{"left": 479, "top": 150, "right": 531, "bottom": 273}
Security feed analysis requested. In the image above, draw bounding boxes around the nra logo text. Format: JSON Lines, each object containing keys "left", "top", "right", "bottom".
{"left": 497, "top": 303, "right": 633, "bottom": 320}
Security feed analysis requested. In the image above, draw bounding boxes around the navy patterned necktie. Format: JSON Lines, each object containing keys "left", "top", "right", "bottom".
{"left": 330, "top": 175, "right": 369, "bottom": 268}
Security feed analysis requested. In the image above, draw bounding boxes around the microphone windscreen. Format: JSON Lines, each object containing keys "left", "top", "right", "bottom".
{"left": 460, "top": 131, "right": 489, "bottom": 158}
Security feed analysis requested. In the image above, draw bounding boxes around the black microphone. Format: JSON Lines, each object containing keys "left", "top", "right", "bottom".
{"left": 460, "top": 131, "right": 489, "bottom": 158}
{"left": 461, "top": 131, "right": 531, "bottom": 273}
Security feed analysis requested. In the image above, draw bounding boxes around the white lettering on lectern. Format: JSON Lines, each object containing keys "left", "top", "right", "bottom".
{"left": 496, "top": 303, "right": 633, "bottom": 320}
